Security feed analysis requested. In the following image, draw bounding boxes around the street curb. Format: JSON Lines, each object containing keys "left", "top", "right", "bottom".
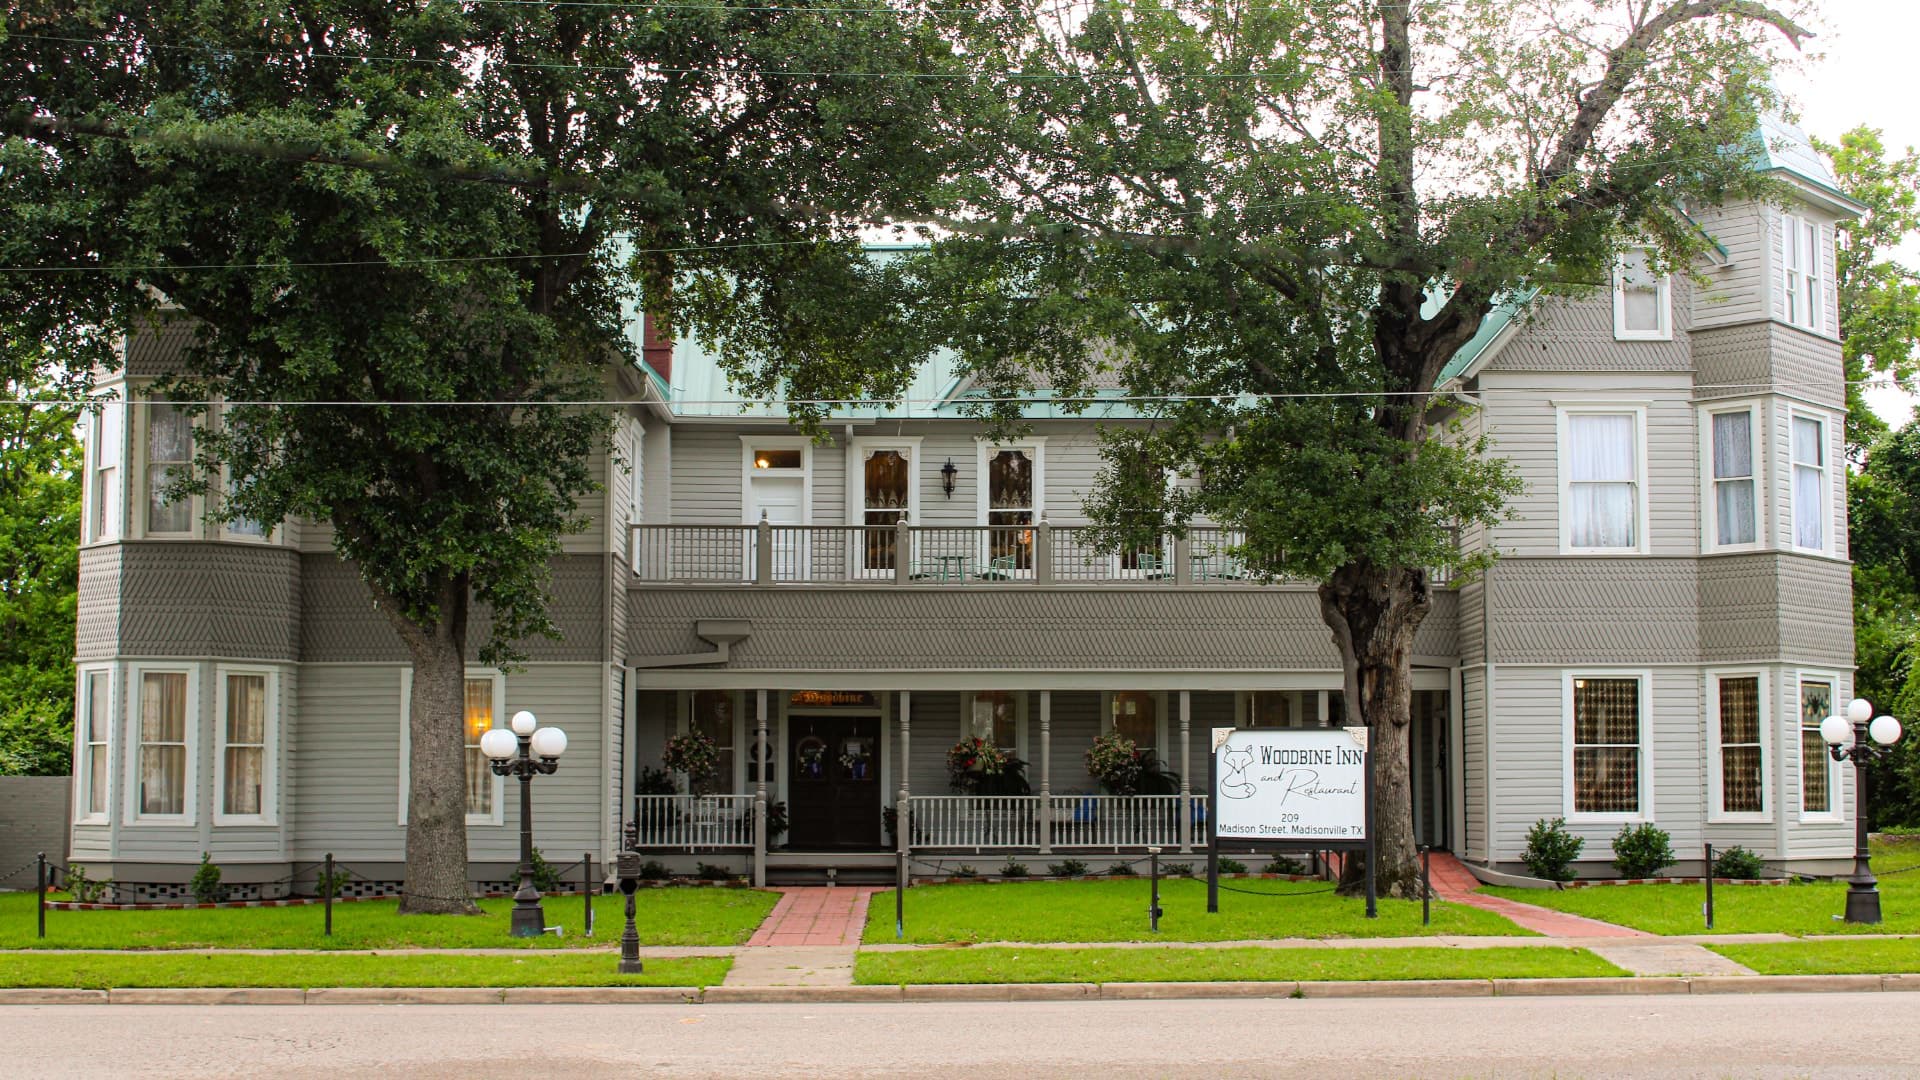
{"left": 4, "top": 974, "right": 1919, "bottom": 1005}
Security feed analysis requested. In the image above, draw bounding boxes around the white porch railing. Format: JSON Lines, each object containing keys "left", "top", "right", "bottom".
{"left": 1047, "top": 795, "right": 1191, "bottom": 849}
{"left": 909, "top": 795, "right": 1042, "bottom": 849}
{"left": 628, "top": 795, "right": 756, "bottom": 848}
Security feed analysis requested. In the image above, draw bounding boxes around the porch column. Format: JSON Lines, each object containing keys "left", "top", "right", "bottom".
{"left": 1179, "top": 690, "right": 1192, "bottom": 853}
{"left": 1038, "top": 691, "right": 1052, "bottom": 855}
{"left": 897, "top": 690, "right": 911, "bottom": 859}
{"left": 752, "top": 689, "right": 768, "bottom": 887}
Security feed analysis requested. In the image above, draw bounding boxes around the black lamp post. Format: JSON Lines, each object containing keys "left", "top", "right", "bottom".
{"left": 1820, "top": 697, "right": 1903, "bottom": 925}
{"left": 482, "top": 709, "right": 568, "bottom": 938}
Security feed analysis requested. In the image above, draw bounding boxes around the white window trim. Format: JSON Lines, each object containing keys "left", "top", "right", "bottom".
{"left": 133, "top": 396, "right": 203, "bottom": 540}
{"left": 1561, "top": 670, "right": 1653, "bottom": 824}
{"left": 398, "top": 668, "right": 506, "bottom": 827}
{"left": 82, "top": 397, "right": 125, "bottom": 546}
{"left": 1101, "top": 690, "right": 1169, "bottom": 760}
{"left": 73, "top": 664, "right": 115, "bottom": 825}
{"left": 1698, "top": 401, "right": 1765, "bottom": 554}
{"left": 1612, "top": 249, "right": 1672, "bottom": 341}
{"left": 975, "top": 437, "right": 1047, "bottom": 526}
{"left": 678, "top": 689, "right": 749, "bottom": 795}
{"left": 1787, "top": 406, "right": 1834, "bottom": 556}
{"left": 1705, "top": 668, "right": 1771, "bottom": 825}
{"left": 124, "top": 663, "right": 199, "bottom": 827}
{"left": 1779, "top": 211, "right": 1826, "bottom": 334}
{"left": 212, "top": 665, "right": 279, "bottom": 826}
{"left": 1556, "top": 405, "right": 1650, "bottom": 555}
{"left": 848, "top": 436, "right": 923, "bottom": 579}
{"left": 1795, "top": 670, "right": 1844, "bottom": 824}
{"left": 738, "top": 435, "right": 814, "bottom": 524}
{"left": 961, "top": 691, "right": 1030, "bottom": 760}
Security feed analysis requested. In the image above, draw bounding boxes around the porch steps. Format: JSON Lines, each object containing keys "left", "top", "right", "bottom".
{"left": 765, "top": 852, "right": 900, "bottom": 888}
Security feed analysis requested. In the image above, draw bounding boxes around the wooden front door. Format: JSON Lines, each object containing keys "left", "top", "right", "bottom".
{"left": 786, "top": 715, "right": 882, "bottom": 849}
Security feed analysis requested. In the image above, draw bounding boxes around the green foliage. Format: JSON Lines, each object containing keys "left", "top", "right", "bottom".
{"left": 637, "top": 860, "right": 670, "bottom": 881}
{"left": 1611, "top": 824, "right": 1677, "bottom": 880}
{"left": 952, "top": 864, "right": 979, "bottom": 879}
{"left": 999, "top": 859, "right": 1030, "bottom": 878}
{"left": 1818, "top": 127, "right": 1920, "bottom": 454}
{"left": 1164, "top": 861, "right": 1194, "bottom": 878}
{"left": 766, "top": 801, "right": 789, "bottom": 843}
{"left": 1106, "top": 863, "right": 1138, "bottom": 877}
{"left": 694, "top": 863, "right": 735, "bottom": 882}
{"left": 1850, "top": 420, "right": 1920, "bottom": 828}
{"left": 314, "top": 867, "right": 349, "bottom": 901}
{"left": 1711, "top": 846, "right": 1767, "bottom": 880}
{"left": 527, "top": 848, "right": 565, "bottom": 895}
{"left": 635, "top": 768, "right": 678, "bottom": 797}
{"left": 1217, "top": 858, "right": 1248, "bottom": 875}
{"left": 189, "top": 854, "right": 224, "bottom": 905}
{"left": 662, "top": 733, "right": 721, "bottom": 793}
{"left": 63, "top": 864, "right": 113, "bottom": 904}
{"left": 1520, "top": 817, "right": 1586, "bottom": 882}
{"left": 1046, "top": 860, "right": 1090, "bottom": 878}
{"left": 1262, "top": 857, "right": 1308, "bottom": 876}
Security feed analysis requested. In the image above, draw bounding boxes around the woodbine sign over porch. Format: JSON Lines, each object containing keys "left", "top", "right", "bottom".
{"left": 1209, "top": 726, "right": 1376, "bottom": 916}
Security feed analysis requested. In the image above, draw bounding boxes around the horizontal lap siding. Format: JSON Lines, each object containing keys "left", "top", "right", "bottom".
{"left": 906, "top": 692, "right": 961, "bottom": 796}
{"left": 472, "top": 667, "right": 607, "bottom": 862}
{"left": 1463, "top": 669, "right": 1486, "bottom": 861}
{"left": 670, "top": 428, "right": 745, "bottom": 524}
{"left": 1049, "top": 692, "right": 1102, "bottom": 794}
{"left": 559, "top": 448, "right": 608, "bottom": 553}
{"left": 1692, "top": 205, "right": 1771, "bottom": 329}
{"left": 1487, "top": 667, "right": 1566, "bottom": 861}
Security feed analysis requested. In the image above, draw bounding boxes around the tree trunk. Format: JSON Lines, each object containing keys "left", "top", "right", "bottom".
{"left": 382, "top": 578, "right": 480, "bottom": 916}
{"left": 1318, "top": 560, "right": 1430, "bottom": 899}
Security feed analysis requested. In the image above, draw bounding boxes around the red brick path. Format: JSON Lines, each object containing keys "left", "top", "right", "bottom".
{"left": 745, "top": 887, "right": 880, "bottom": 947}
{"left": 1425, "top": 851, "right": 1651, "bottom": 938}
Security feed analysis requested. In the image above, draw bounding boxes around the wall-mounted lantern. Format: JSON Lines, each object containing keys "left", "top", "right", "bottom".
{"left": 940, "top": 458, "right": 957, "bottom": 498}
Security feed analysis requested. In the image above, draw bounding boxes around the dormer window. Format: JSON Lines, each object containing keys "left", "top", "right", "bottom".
{"left": 1612, "top": 249, "right": 1671, "bottom": 340}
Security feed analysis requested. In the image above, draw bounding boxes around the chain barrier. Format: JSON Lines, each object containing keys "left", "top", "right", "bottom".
{"left": 0, "top": 857, "right": 45, "bottom": 886}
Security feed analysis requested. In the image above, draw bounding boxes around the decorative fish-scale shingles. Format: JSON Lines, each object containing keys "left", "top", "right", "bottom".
{"left": 119, "top": 542, "right": 299, "bottom": 659}
{"left": 1486, "top": 559, "right": 1699, "bottom": 664}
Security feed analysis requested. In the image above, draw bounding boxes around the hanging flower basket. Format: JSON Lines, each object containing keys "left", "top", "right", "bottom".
{"left": 1085, "top": 732, "right": 1145, "bottom": 795}
{"left": 946, "top": 737, "right": 1010, "bottom": 794}
{"left": 663, "top": 731, "right": 721, "bottom": 793}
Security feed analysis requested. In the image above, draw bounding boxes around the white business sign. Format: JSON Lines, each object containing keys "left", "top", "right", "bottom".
{"left": 1212, "top": 727, "right": 1368, "bottom": 842}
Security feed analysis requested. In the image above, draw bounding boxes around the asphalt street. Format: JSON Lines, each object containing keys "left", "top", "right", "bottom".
{"left": 5, "top": 992, "right": 1918, "bottom": 1078}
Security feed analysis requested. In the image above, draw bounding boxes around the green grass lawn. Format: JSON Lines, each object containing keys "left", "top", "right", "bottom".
{"left": 1480, "top": 846, "right": 1920, "bottom": 937}
{"left": 0, "top": 889, "right": 779, "bottom": 950}
{"left": 854, "top": 945, "right": 1620, "bottom": 985}
{"left": 1708, "top": 938, "right": 1920, "bottom": 976}
{"left": 0, "top": 952, "right": 729, "bottom": 988}
{"left": 864, "top": 878, "right": 1527, "bottom": 944}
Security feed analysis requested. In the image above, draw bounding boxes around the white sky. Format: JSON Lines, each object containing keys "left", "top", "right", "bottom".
{"left": 1784, "top": 0, "right": 1919, "bottom": 426}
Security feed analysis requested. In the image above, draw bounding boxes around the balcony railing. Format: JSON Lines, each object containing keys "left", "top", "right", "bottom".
{"left": 629, "top": 522, "right": 1338, "bottom": 587}
{"left": 627, "top": 794, "right": 756, "bottom": 848}
{"left": 902, "top": 794, "right": 1211, "bottom": 852}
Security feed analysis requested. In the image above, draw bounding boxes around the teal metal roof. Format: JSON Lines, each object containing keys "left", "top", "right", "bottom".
{"left": 1433, "top": 289, "right": 1539, "bottom": 388}
{"left": 1746, "top": 112, "right": 1866, "bottom": 213}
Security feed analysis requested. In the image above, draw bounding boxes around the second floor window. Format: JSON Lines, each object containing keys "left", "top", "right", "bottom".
{"left": 1709, "top": 408, "right": 1757, "bottom": 548}
{"left": 1792, "top": 414, "right": 1828, "bottom": 552}
{"left": 87, "top": 401, "right": 123, "bottom": 543}
{"left": 1781, "top": 214, "right": 1825, "bottom": 332}
{"left": 985, "top": 447, "right": 1038, "bottom": 571}
{"left": 145, "top": 402, "right": 193, "bottom": 534}
{"left": 1613, "top": 249, "right": 1670, "bottom": 340}
{"left": 1562, "top": 411, "right": 1641, "bottom": 551}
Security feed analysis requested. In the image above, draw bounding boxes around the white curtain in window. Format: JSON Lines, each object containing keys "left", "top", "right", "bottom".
{"left": 1793, "top": 416, "right": 1825, "bottom": 550}
{"left": 1567, "top": 414, "right": 1636, "bottom": 548}
{"left": 1712, "top": 411, "right": 1755, "bottom": 545}
{"left": 139, "top": 672, "right": 187, "bottom": 815}
{"left": 1617, "top": 250, "right": 1663, "bottom": 334}
{"left": 223, "top": 675, "right": 267, "bottom": 816}
{"left": 146, "top": 404, "right": 192, "bottom": 533}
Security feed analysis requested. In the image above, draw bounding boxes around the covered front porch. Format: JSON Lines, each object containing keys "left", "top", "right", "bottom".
{"left": 621, "top": 676, "right": 1460, "bottom": 884}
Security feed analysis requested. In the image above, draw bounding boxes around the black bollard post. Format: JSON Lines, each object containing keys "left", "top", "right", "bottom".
{"left": 619, "top": 876, "right": 642, "bottom": 974}
{"left": 36, "top": 852, "right": 46, "bottom": 939}
{"left": 1421, "top": 846, "right": 1431, "bottom": 927}
{"left": 1704, "top": 843, "right": 1714, "bottom": 930}
{"left": 584, "top": 853, "right": 594, "bottom": 937}
{"left": 323, "top": 853, "right": 334, "bottom": 937}
{"left": 895, "top": 851, "right": 905, "bottom": 940}
{"left": 1148, "top": 848, "right": 1163, "bottom": 933}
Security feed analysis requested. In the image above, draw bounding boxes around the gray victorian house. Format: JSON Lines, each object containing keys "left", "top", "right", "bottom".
{"left": 68, "top": 117, "right": 1863, "bottom": 896}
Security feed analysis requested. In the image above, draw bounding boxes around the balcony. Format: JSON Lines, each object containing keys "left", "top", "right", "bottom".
{"left": 631, "top": 522, "right": 1297, "bottom": 587}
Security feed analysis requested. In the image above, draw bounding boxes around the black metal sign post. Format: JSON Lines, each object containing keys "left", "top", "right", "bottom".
{"left": 1207, "top": 727, "right": 1376, "bottom": 919}
{"left": 1206, "top": 748, "right": 1220, "bottom": 914}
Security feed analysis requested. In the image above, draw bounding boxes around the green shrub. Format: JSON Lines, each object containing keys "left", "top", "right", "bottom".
{"left": 315, "top": 867, "right": 350, "bottom": 900}
{"left": 953, "top": 864, "right": 979, "bottom": 879}
{"left": 999, "top": 859, "right": 1030, "bottom": 878}
{"left": 1217, "top": 858, "right": 1248, "bottom": 875}
{"left": 1046, "top": 859, "right": 1089, "bottom": 878}
{"left": 189, "top": 853, "right": 224, "bottom": 904}
{"left": 1261, "top": 856, "right": 1307, "bottom": 876}
{"left": 1164, "top": 861, "right": 1194, "bottom": 877}
{"left": 638, "top": 859, "right": 671, "bottom": 881}
{"left": 1107, "top": 862, "right": 1138, "bottom": 876}
{"left": 1712, "top": 845, "right": 1766, "bottom": 879}
{"left": 528, "top": 847, "right": 567, "bottom": 894}
{"left": 64, "top": 863, "right": 113, "bottom": 903}
{"left": 1611, "top": 823, "right": 1676, "bottom": 879}
{"left": 694, "top": 862, "right": 735, "bottom": 881}
{"left": 1520, "top": 817, "right": 1585, "bottom": 882}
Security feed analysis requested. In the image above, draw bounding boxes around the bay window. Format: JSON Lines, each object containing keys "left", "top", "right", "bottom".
{"left": 1791, "top": 413, "right": 1828, "bottom": 552}
{"left": 77, "top": 668, "right": 112, "bottom": 821}
{"left": 1560, "top": 409, "right": 1643, "bottom": 552}
{"left": 1706, "top": 407, "right": 1757, "bottom": 549}
{"left": 1781, "top": 213, "right": 1825, "bottom": 332}
{"left": 215, "top": 669, "right": 274, "bottom": 823}
{"left": 132, "top": 668, "right": 193, "bottom": 821}
{"left": 144, "top": 401, "right": 193, "bottom": 535}
{"left": 1567, "top": 674, "right": 1644, "bottom": 818}
{"left": 86, "top": 400, "right": 123, "bottom": 543}
{"left": 1709, "top": 673, "right": 1765, "bottom": 819}
{"left": 1799, "top": 676, "right": 1837, "bottom": 818}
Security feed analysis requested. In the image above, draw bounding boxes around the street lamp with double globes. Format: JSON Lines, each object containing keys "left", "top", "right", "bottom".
{"left": 481, "top": 709, "right": 568, "bottom": 937}
{"left": 1820, "top": 697, "right": 1904, "bottom": 924}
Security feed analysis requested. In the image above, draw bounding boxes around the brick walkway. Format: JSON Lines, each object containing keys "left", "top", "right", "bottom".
{"left": 744, "top": 887, "right": 879, "bottom": 948}
{"left": 1425, "top": 852, "right": 1651, "bottom": 938}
